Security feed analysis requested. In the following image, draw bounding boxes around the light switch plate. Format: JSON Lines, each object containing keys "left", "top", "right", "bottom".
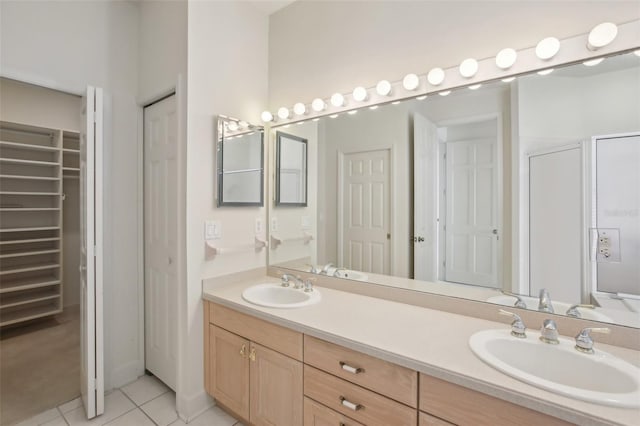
{"left": 271, "top": 217, "right": 278, "bottom": 232}
{"left": 255, "top": 218, "right": 263, "bottom": 235}
{"left": 205, "top": 220, "right": 221, "bottom": 240}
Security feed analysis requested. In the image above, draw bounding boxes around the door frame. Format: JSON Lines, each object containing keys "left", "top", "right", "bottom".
{"left": 337, "top": 147, "right": 395, "bottom": 275}
{"left": 435, "top": 113, "right": 503, "bottom": 287}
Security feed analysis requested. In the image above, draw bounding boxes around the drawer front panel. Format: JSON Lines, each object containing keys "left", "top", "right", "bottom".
{"left": 210, "top": 302, "right": 303, "bottom": 361}
{"left": 304, "top": 365, "right": 417, "bottom": 426}
{"left": 304, "top": 335, "right": 418, "bottom": 407}
{"left": 304, "top": 397, "right": 364, "bottom": 426}
{"left": 419, "top": 374, "right": 573, "bottom": 426}
{"left": 420, "top": 411, "right": 455, "bottom": 426}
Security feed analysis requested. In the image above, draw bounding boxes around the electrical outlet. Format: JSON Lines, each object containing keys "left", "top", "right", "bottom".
{"left": 591, "top": 228, "right": 621, "bottom": 262}
{"left": 255, "top": 218, "right": 263, "bottom": 235}
{"left": 271, "top": 217, "right": 278, "bottom": 232}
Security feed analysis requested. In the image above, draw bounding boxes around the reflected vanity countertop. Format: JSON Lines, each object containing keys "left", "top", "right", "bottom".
{"left": 202, "top": 275, "right": 640, "bottom": 426}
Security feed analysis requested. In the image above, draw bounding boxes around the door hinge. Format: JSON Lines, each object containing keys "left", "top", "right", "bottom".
{"left": 93, "top": 245, "right": 97, "bottom": 257}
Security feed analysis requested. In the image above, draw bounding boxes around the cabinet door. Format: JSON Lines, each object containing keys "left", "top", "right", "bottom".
{"left": 250, "top": 342, "right": 303, "bottom": 426}
{"left": 210, "top": 325, "right": 250, "bottom": 420}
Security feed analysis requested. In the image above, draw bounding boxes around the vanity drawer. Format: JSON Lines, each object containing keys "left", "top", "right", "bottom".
{"left": 419, "top": 374, "right": 573, "bottom": 426}
{"left": 304, "top": 397, "right": 364, "bottom": 426}
{"left": 304, "top": 365, "right": 417, "bottom": 426}
{"left": 304, "top": 335, "right": 418, "bottom": 407}
{"left": 419, "top": 411, "right": 455, "bottom": 426}
{"left": 209, "top": 302, "right": 303, "bottom": 361}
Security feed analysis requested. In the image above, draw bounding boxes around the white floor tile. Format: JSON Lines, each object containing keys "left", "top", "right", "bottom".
{"left": 120, "top": 375, "right": 169, "bottom": 406}
{"left": 140, "top": 392, "right": 177, "bottom": 426}
{"left": 63, "top": 390, "right": 135, "bottom": 425}
{"left": 103, "top": 409, "right": 154, "bottom": 426}
{"left": 188, "top": 405, "right": 237, "bottom": 426}
{"left": 40, "top": 416, "right": 68, "bottom": 426}
{"left": 58, "top": 397, "right": 82, "bottom": 414}
{"left": 14, "top": 408, "right": 60, "bottom": 426}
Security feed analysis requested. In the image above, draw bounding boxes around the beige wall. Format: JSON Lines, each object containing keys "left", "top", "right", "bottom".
{"left": 268, "top": 1, "right": 640, "bottom": 109}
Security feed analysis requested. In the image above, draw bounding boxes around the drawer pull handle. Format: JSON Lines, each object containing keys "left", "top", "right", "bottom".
{"left": 249, "top": 347, "right": 256, "bottom": 362}
{"left": 339, "top": 362, "right": 363, "bottom": 374}
{"left": 239, "top": 344, "right": 246, "bottom": 357}
{"left": 339, "top": 396, "right": 362, "bottom": 411}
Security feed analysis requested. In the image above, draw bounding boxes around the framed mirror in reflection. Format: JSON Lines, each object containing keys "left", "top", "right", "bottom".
{"left": 276, "top": 131, "right": 308, "bottom": 206}
{"left": 216, "top": 116, "right": 264, "bottom": 207}
{"left": 267, "top": 51, "right": 640, "bottom": 329}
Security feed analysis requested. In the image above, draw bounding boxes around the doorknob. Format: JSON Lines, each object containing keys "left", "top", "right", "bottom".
{"left": 492, "top": 229, "right": 498, "bottom": 234}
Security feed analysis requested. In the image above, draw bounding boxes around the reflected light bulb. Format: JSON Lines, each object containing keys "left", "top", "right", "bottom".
{"left": 583, "top": 58, "right": 604, "bottom": 67}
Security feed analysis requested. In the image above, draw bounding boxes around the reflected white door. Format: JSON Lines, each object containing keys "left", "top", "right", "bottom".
{"left": 445, "top": 138, "right": 498, "bottom": 287}
{"left": 80, "top": 86, "right": 104, "bottom": 418}
{"left": 413, "top": 114, "right": 439, "bottom": 281}
{"left": 144, "top": 95, "right": 178, "bottom": 390}
{"left": 340, "top": 149, "right": 390, "bottom": 274}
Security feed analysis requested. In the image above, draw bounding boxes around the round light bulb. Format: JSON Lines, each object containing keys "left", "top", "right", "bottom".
{"left": 416, "top": 95, "right": 427, "bottom": 100}
{"left": 438, "top": 91, "right": 451, "bottom": 97}
{"left": 277, "top": 107, "right": 290, "bottom": 120}
{"left": 293, "top": 102, "right": 306, "bottom": 116}
{"left": 459, "top": 58, "right": 479, "bottom": 78}
{"left": 536, "top": 37, "right": 560, "bottom": 60}
{"left": 496, "top": 48, "right": 517, "bottom": 70}
{"left": 588, "top": 22, "right": 618, "bottom": 51}
{"left": 227, "top": 121, "right": 239, "bottom": 131}
{"left": 583, "top": 58, "right": 604, "bottom": 67}
{"left": 330, "top": 93, "right": 345, "bottom": 107}
{"left": 353, "top": 86, "right": 368, "bottom": 102}
{"left": 537, "top": 68, "right": 554, "bottom": 76}
{"left": 347, "top": 110, "right": 357, "bottom": 115}
{"left": 376, "top": 80, "right": 392, "bottom": 96}
{"left": 502, "top": 77, "right": 516, "bottom": 83}
{"left": 427, "top": 68, "right": 445, "bottom": 86}
{"left": 261, "top": 111, "right": 273, "bottom": 122}
{"left": 634, "top": 49, "right": 640, "bottom": 57}
{"left": 468, "top": 84, "right": 482, "bottom": 90}
{"left": 403, "top": 73, "right": 420, "bottom": 91}
{"left": 311, "top": 98, "right": 326, "bottom": 112}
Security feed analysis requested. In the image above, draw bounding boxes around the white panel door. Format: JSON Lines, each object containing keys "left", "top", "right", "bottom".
{"left": 445, "top": 138, "right": 498, "bottom": 287}
{"left": 80, "top": 86, "right": 104, "bottom": 419}
{"left": 341, "top": 150, "right": 390, "bottom": 274}
{"left": 144, "top": 95, "right": 178, "bottom": 390}
{"left": 413, "top": 113, "right": 439, "bottom": 281}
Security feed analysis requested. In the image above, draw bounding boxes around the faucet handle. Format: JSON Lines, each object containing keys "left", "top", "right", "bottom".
{"left": 565, "top": 304, "right": 595, "bottom": 318}
{"left": 304, "top": 277, "right": 316, "bottom": 293}
{"left": 281, "top": 274, "right": 291, "bottom": 287}
{"left": 575, "top": 327, "right": 610, "bottom": 354}
{"left": 539, "top": 319, "right": 560, "bottom": 344}
{"left": 499, "top": 309, "right": 527, "bottom": 338}
{"left": 501, "top": 290, "right": 528, "bottom": 309}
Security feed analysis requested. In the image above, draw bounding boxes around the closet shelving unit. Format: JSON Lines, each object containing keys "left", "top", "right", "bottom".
{"left": 0, "top": 121, "right": 78, "bottom": 326}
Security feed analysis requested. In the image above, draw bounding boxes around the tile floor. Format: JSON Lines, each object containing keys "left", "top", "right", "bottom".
{"left": 15, "top": 375, "right": 243, "bottom": 426}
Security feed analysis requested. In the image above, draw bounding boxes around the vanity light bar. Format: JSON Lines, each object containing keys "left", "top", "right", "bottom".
{"left": 261, "top": 20, "right": 635, "bottom": 124}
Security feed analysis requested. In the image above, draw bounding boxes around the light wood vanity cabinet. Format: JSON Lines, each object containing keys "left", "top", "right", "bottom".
{"left": 206, "top": 303, "right": 303, "bottom": 426}
{"left": 205, "top": 301, "right": 574, "bottom": 426}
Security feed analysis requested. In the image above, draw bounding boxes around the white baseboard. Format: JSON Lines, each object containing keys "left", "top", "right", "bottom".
{"left": 176, "top": 390, "right": 213, "bottom": 422}
{"left": 108, "top": 359, "right": 145, "bottom": 390}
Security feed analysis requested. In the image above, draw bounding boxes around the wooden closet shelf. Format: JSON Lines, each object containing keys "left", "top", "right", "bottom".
{"left": 0, "top": 207, "right": 60, "bottom": 212}
{"left": 0, "top": 263, "right": 60, "bottom": 276}
{"left": 0, "top": 174, "right": 60, "bottom": 181}
{"left": 0, "top": 288, "right": 60, "bottom": 309}
{"left": 62, "top": 167, "right": 80, "bottom": 172}
{"left": 0, "top": 141, "right": 60, "bottom": 152}
{"left": 0, "top": 275, "right": 60, "bottom": 293}
{"left": 0, "top": 303, "right": 62, "bottom": 327}
{"left": 0, "top": 226, "right": 60, "bottom": 233}
{"left": 0, "top": 249, "right": 60, "bottom": 259}
{"left": 0, "top": 237, "right": 60, "bottom": 245}
{"left": 62, "top": 149, "right": 80, "bottom": 154}
{"left": 0, "top": 158, "right": 59, "bottom": 167}
{"left": 0, "top": 191, "right": 61, "bottom": 196}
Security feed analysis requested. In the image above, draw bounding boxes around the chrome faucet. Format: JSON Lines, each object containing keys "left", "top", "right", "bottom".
{"left": 281, "top": 274, "right": 303, "bottom": 289}
{"left": 538, "top": 289, "right": 554, "bottom": 314}
{"left": 539, "top": 319, "right": 559, "bottom": 344}
{"left": 303, "top": 278, "right": 315, "bottom": 293}
{"left": 333, "top": 267, "right": 347, "bottom": 278}
{"left": 498, "top": 309, "right": 527, "bottom": 338}
{"left": 575, "top": 327, "right": 610, "bottom": 354}
{"left": 565, "top": 304, "right": 595, "bottom": 319}
{"left": 501, "top": 290, "right": 527, "bottom": 309}
{"left": 320, "top": 262, "right": 335, "bottom": 274}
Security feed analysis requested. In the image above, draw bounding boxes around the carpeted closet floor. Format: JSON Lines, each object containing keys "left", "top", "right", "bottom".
{"left": 1, "top": 305, "right": 80, "bottom": 425}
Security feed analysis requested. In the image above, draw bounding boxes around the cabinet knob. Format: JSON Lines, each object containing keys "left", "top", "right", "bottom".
{"left": 249, "top": 347, "right": 256, "bottom": 362}
{"left": 239, "top": 344, "right": 246, "bottom": 358}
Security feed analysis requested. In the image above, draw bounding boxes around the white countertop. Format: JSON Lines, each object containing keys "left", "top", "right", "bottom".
{"left": 203, "top": 275, "right": 640, "bottom": 426}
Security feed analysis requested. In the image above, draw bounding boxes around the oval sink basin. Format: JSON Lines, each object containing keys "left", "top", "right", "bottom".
{"left": 334, "top": 269, "right": 369, "bottom": 281}
{"left": 486, "top": 295, "right": 612, "bottom": 322}
{"left": 469, "top": 329, "right": 640, "bottom": 408}
{"left": 242, "top": 283, "right": 321, "bottom": 308}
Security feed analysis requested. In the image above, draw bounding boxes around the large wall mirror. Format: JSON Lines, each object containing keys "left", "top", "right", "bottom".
{"left": 268, "top": 50, "right": 640, "bottom": 329}
{"left": 217, "top": 116, "right": 264, "bottom": 206}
